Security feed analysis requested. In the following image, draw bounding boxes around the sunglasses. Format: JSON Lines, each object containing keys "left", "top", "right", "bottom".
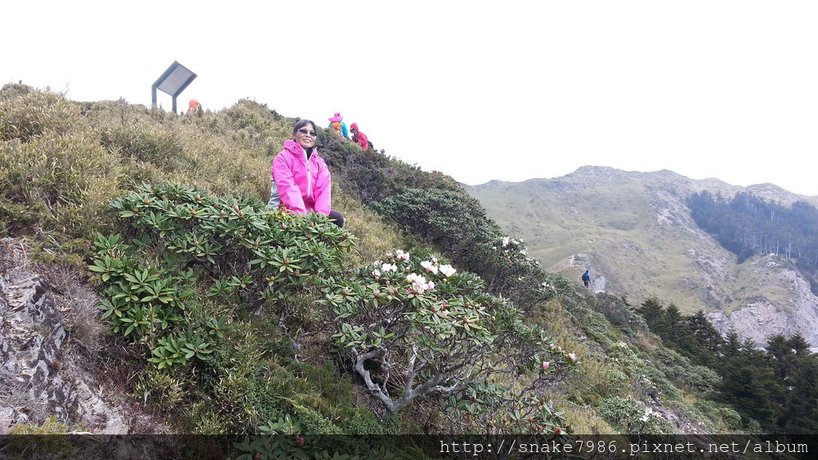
{"left": 297, "top": 128, "right": 317, "bottom": 137}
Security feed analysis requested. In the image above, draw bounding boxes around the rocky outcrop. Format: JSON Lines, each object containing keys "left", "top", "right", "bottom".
{"left": 0, "top": 238, "right": 136, "bottom": 433}
{"left": 707, "top": 258, "right": 818, "bottom": 349}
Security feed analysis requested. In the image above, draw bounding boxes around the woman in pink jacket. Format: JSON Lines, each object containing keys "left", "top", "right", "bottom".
{"left": 269, "top": 119, "right": 345, "bottom": 227}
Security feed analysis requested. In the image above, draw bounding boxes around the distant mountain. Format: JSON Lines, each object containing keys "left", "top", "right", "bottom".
{"left": 468, "top": 166, "right": 818, "bottom": 348}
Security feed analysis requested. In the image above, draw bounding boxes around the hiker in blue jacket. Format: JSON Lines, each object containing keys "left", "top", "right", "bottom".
{"left": 582, "top": 269, "right": 591, "bottom": 288}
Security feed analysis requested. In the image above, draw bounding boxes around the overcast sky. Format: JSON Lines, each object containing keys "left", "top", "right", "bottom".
{"left": 5, "top": 1, "right": 818, "bottom": 195}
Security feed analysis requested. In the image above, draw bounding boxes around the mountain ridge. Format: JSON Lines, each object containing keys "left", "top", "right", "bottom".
{"left": 468, "top": 166, "right": 818, "bottom": 348}
{"left": 473, "top": 166, "right": 818, "bottom": 203}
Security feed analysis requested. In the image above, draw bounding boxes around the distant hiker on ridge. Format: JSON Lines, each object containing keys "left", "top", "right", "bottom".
{"left": 188, "top": 99, "right": 202, "bottom": 116}
{"left": 349, "top": 123, "right": 369, "bottom": 150}
{"left": 328, "top": 112, "right": 349, "bottom": 139}
{"left": 269, "top": 119, "right": 345, "bottom": 228}
{"left": 582, "top": 269, "right": 591, "bottom": 288}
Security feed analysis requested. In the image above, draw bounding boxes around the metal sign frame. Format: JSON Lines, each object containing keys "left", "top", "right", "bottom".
{"left": 151, "top": 61, "right": 197, "bottom": 113}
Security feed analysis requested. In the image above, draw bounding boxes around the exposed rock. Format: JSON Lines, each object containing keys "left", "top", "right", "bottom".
{"left": 0, "top": 238, "right": 161, "bottom": 434}
{"left": 707, "top": 264, "right": 818, "bottom": 348}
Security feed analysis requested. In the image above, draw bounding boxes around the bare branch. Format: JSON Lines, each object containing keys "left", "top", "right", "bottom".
{"left": 353, "top": 348, "right": 399, "bottom": 412}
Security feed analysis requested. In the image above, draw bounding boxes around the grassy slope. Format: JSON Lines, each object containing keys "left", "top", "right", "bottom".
{"left": 469, "top": 167, "right": 818, "bottom": 316}
{"left": 471, "top": 170, "right": 704, "bottom": 311}
{"left": 0, "top": 85, "right": 742, "bottom": 435}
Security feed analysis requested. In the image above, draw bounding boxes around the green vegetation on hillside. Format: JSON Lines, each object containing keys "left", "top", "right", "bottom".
{"left": 688, "top": 191, "right": 818, "bottom": 293}
{"left": 638, "top": 298, "right": 818, "bottom": 433}
{"left": 1, "top": 83, "right": 773, "bottom": 451}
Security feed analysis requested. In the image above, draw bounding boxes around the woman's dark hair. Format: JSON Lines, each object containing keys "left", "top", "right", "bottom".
{"left": 293, "top": 119, "right": 316, "bottom": 135}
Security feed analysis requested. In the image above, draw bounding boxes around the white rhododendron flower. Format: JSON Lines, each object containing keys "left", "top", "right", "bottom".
{"left": 406, "top": 273, "right": 434, "bottom": 294}
{"left": 406, "top": 273, "right": 426, "bottom": 284}
{"left": 420, "top": 260, "right": 439, "bottom": 274}
{"left": 439, "top": 264, "right": 456, "bottom": 277}
{"left": 381, "top": 263, "right": 397, "bottom": 272}
{"left": 640, "top": 407, "right": 658, "bottom": 422}
{"left": 501, "top": 236, "right": 510, "bottom": 247}
{"left": 394, "top": 249, "right": 410, "bottom": 261}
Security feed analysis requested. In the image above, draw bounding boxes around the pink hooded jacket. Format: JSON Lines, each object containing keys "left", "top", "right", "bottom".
{"left": 271, "top": 140, "right": 332, "bottom": 215}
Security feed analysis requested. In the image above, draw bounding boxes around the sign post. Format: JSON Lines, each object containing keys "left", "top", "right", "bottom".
{"left": 151, "top": 61, "right": 197, "bottom": 113}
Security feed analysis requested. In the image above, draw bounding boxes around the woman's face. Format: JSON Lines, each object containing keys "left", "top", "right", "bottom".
{"left": 294, "top": 123, "right": 317, "bottom": 149}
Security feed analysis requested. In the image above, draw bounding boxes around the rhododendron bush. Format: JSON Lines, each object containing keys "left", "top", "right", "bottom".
{"left": 372, "top": 188, "right": 573, "bottom": 307}
{"left": 322, "top": 248, "right": 575, "bottom": 419}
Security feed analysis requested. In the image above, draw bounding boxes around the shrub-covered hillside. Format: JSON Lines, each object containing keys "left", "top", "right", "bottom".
{"left": 1, "top": 83, "right": 750, "bottom": 444}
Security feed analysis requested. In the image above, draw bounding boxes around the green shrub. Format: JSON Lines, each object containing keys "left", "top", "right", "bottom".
{"left": 133, "top": 366, "right": 190, "bottom": 407}
{"left": 0, "top": 88, "right": 121, "bottom": 238}
{"left": 640, "top": 367, "right": 681, "bottom": 402}
{"left": 598, "top": 396, "right": 674, "bottom": 434}
{"left": 593, "top": 293, "right": 647, "bottom": 333}
{"left": 607, "top": 341, "right": 642, "bottom": 373}
{"left": 89, "top": 183, "right": 364, "bottom": 434}
{"left": 91, "top": 183, "right": 353, "bottom": 354}
{"left": 0, "top": 89, "right": 79, "bottom": 142}
{"left": 561, "top": 350, "right": 634, "bottom": 408}
{"left": 101, "top": 124, "right": 183, "bottom": 166}
{"left": 0, "top": 131, "right": 121, "bottom": 237}
{"left": 6, "top": 416, "right": 78, "bottom": 458}
{"left": 372, "top": 188, "right": 501, "bottom": 268}
{"left": 185, "top": 402, "right": 230, "bottom": 434}
{"left": 0, "top": 82, "right": 34, "bottom": 100}
{"left": 664, "top": 364, "right": 722, "bottom": 393}
{"left": 8, "top": 415, "right": 73, "bottom": 434}
{"left": 224, "top": 100, "right": 286, "bottom": 136}
{"left": 340, "top": 411, "right": 397, "bottom": 435}
{"left": 371, "top": 189, "right": 555, "bottom": 307}
{"left": 714, "top": 405, "right": 744, "bottom": 431}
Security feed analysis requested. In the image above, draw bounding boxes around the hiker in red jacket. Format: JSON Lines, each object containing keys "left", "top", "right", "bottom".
{"left": 188, "top": 99, "right": 201, "bottom": 115}
{"left": 349, "top": 123, "right": 369, "bottom": 150}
